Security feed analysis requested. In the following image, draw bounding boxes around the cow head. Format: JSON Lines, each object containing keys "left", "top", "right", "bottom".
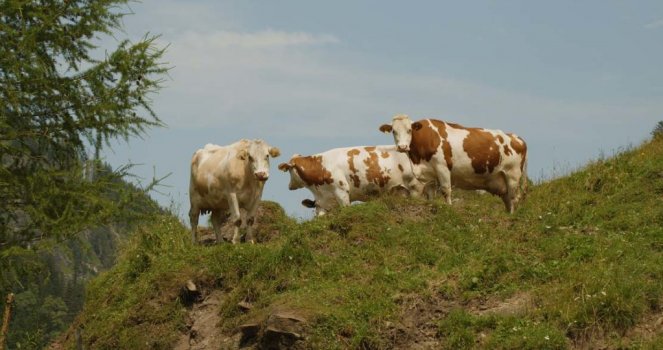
{"left": 238, "top": 139, "right": 281, "bottom": 182}
{"left": 379, "top": 114, "right": 422, "bottom": 152}
{"left": 278, "top": 154, "right": 306, "bottom": 190}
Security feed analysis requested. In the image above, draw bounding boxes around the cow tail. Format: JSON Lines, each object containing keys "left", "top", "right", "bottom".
{"left": 520, "top": 154, "right": 529, "bottom": 199}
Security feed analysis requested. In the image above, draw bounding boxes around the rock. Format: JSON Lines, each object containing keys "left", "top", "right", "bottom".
{"left": 179, "top": 280, "right": 201, "bottom": 307}
{"left": 238, "top": 300, "right": 253, "bottom": 312}
{"left": 260, "top": 312, "right": 306, "bottom": 349}
{"left": 238, "top": 322, "right": 261, "bottom": 347}
{"left": 239, "top": 323, "right": 261, "bottom": 338}
{"left": 186, "top": 280, "right": 197, "bottom": 292}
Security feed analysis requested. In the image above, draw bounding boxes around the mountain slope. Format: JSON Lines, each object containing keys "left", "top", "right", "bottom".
{"left": 59, "top": 137, "right": 663, "bottom": 349}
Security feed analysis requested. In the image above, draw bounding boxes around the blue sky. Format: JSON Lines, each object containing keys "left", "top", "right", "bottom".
{"left": 102, "top": 1, "right": 663, "bottom": 220}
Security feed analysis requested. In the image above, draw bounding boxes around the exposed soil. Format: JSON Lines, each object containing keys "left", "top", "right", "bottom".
{"left": 174, "top": 290, "right": 227, "bottom": 350}
{"left": 471, "top": 291, "right": 534, "bottom": 316}
{"left": 384, "top": 288, "right": 455, "bottom": 349}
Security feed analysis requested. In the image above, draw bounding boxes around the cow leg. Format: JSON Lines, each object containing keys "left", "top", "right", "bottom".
{"left": 434, "top": 165, "right": 452, "bottom": 205}
{"left": 502, "top": 171, "right": 521, "bottom": 214}
{"left": 244, "top": 200, "right": 261, "bottom": 244}
{"left": 189, "top": 206, "right": 200, "bottom": 244}
{"left": 423, "top": 181, "right": 438, "bottom": 200}
{"left": 211, "top": 209, "right": 225, "bottom": 243}
{"left": 227, "top": 193, "right": 242, "bottom": 244}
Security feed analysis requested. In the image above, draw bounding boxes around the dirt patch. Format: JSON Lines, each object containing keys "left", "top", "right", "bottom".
{"left": 383, "top": 197, "right": 436, "bottom": 224}
{"left": 384, "top": 289, "right": 456, "bottom": 349}
{"left": 471, "top": 291, "right": 534, "bottom": 316}
{"left": 570, "top": 309, "right": 663, "bottom": 349}
{"left": 625, "top": 311, "right": 663, "bottom": 342}
{"left": 174, "top": 290, "right": 228, "bottom": 350}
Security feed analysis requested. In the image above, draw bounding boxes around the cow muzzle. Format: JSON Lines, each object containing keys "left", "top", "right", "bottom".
{"left": 397, "top": 145, "right": 409, "bottom": 152}
{"left": 254, "top": 172, "right": 269, "bottom": 181}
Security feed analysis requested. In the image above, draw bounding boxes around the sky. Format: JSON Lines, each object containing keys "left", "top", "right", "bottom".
{"left": 101, "top": 0, "right": 663, "bottom": 221}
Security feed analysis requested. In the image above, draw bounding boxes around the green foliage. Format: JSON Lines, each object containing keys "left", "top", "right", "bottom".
{"left": 0, "top": 0, "right": 167, "bottom": 249}
{"left": 64, "top": 138, "right": 663, "bottom": 349}
{"left": 0, "top": 1, "right": 168, "bottom": 347}
{"left": 652, "top": 121, "right": 663, "bottom": 138}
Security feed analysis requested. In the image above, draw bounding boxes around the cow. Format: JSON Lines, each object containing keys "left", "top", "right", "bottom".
{"left": 379, "top": 114, "right": 528, "bottom": 213}
{"left": 277, "top": 145, "right": 429, "bottom": 216}
{"left": 189, "top": 139, "right": 281, "bottom": 244}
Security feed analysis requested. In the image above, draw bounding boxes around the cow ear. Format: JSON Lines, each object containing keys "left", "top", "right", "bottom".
{"left": 269, "top": 147, "right": 281, "bottom": 158}
{"left": 379, "top": 124, "right": 393, "bottom": 133}
{"left": 277, "top": 163, "right": 292, "bottom": 172}
{"left": 236, "top": 149, "right": 248, "bottom": 160}
{"left": 412, "top": 122, "right": 423, "bottom": 131}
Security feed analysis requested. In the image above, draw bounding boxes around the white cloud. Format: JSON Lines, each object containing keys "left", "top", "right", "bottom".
{"left": 181, "top": 30, "right": 339, "bottom": 49}
{"left": 644, "top": 18, "right": 663, "bottom": 29}
{"left": 155, "top": 27, "right": 663, "bottom": 140}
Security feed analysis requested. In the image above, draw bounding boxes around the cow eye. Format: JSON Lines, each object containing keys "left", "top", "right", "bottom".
{"left": 407, "top": 129, "right": 412, "bottom": 134}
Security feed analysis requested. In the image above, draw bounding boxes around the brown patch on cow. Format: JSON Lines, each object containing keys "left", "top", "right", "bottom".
{"left": 408, "top": 120, "right": 452, "bottom": 170}
{"left": 509, "top": 134, "right": 527, "bottom": 171}
{"left": 347, "top": 149, "right": 362, "bottom": 188}
{"left": 398, "top": 164, "right": 404, "bottom": 172}
{"left": 381, "top": 151, "right": 390, "bottom": 158}
{"left": 508, "top": 134, "right": 526, "bottom": 155}
{"left": 338, "top": 180, "right": 344, "bottom": 187}
{"left": 364, "top": 146, "right": 376, "bottom": 152}
{"left": 431, "top": 120, "right": 453, "bottom": 170}
{"left": 364, "top": 151, "right": 390, "bottom": 187}
{"left": 408, "top": 120, "right": 441, "bottom": 165}
{"left": 291, "top": 156, "right": 333, "bottom": 186}
{"left": 499, "top": 135, "right": 513, "bottom": 156}
{"left": 462, "top": 128, "right": 501, "bottom": 174}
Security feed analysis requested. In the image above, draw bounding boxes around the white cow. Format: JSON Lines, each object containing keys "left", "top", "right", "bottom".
{"left": 189, "top": 139, "right": 281, "bottom": 244}
{"left": 379, "top": 114, "right": 528, "bottom": 213}
{"left": 278, "top": 145, "right": 428, "bottom": 216}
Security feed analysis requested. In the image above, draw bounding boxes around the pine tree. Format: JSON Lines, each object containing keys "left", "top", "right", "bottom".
{"left": 1, "top": 1, "right": 169, "bottom": 347}
{"left": 0, "top": 0, "right": 167, "bottom": 302}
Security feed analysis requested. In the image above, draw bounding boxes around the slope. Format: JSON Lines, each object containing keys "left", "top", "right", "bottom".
{"left": 57, "top": 137, "right": 663, "bottom": 349}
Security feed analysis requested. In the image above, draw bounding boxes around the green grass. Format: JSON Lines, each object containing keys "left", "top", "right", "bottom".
{"left": 60, "top": 137, "right": 663, "bottom": 349}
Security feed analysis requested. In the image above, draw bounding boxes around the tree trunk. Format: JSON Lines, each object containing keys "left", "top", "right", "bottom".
{"left": 0, "top": 293, "right": 15, "bottom": 350}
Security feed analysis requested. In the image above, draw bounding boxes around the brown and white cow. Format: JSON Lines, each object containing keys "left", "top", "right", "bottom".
{"left": 278, "top": 145, "right": 428, "bottom": 216}
{"left": 189, "top": 139, "right": 281, "bottom": 244}
{"left": 379, "top": 114, "right": 528, "bottom": 213}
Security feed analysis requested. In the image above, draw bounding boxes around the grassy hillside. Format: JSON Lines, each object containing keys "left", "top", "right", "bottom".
{"left": 0, "top": 163, "right": 164, "bottom": 349}
{"left": 59, "top": 137, "right": 663, "bottom": 349}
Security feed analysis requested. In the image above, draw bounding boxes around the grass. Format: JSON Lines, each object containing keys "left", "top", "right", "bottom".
{"left": 59, "top": 137, "right": 663, "bottom": 349}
